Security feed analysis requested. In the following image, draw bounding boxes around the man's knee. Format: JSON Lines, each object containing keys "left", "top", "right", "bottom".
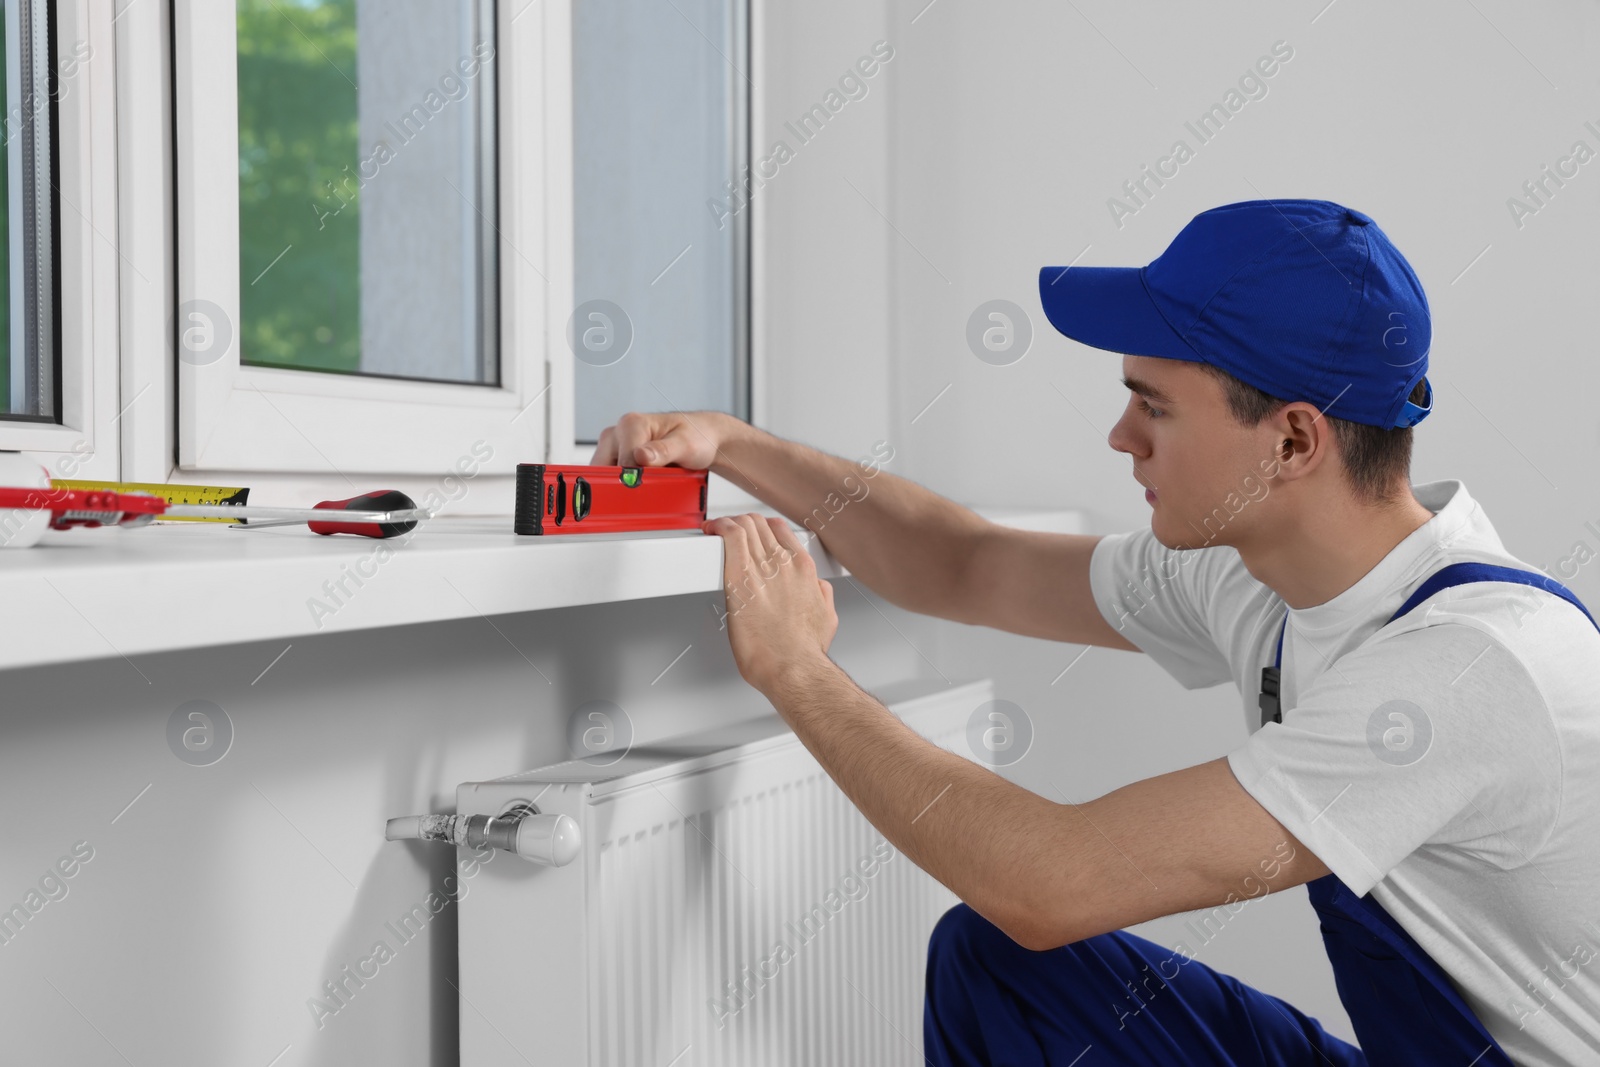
{"left": 925, "top": 903, "right": 1117, "bottom": 1038}
{"left": 925, "top": 902, "right": 1022, "bottom": 1036}
{"left": 929, "top": 902, "right": 1148, "bottom": 979}
{"left": 927, "top": 901, "right": 1027, "bottom": 969}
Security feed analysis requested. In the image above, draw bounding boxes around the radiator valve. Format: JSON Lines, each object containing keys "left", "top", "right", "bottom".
{"left": 385, "top": 803, "right": 580, "bottom": 867}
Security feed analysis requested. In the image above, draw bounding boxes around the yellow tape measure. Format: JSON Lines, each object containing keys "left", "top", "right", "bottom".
{"left": 51, "top": 480, "right": 250, "bottom": 523}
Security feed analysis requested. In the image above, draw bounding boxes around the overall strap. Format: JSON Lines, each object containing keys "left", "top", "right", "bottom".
{"left": 1289, "top": 564, "right": 1595, "bottom": 1065}
{"left": 1392, "top": 561, "right": 1599, "bottom": 632}
{"left": 1306, "top": 874, "right": 1516, "bottom": 1067}
{"left": 1258, "top": 562, "right": 1599, "bottom": 729}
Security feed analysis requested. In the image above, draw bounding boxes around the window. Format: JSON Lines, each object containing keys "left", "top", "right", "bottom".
{"left": 569, "top": 0, "right": 750, "bottom": 445}
{"left": 172, "top": 0, "right": 546, "bottom": 478}
{"left": 0, "top": 0, "right": 112, "bottom": 474}
{"left": 1, "top": 0, "right": 57, "bottom": 422}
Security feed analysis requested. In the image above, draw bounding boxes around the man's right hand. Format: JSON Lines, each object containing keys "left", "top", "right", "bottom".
{"left": 589, "top": 410, "right": 729, "bottom": 471}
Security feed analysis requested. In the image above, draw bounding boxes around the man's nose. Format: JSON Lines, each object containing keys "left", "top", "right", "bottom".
{"left": 1107, "top": 409, "right": 1141, "bottom": 456}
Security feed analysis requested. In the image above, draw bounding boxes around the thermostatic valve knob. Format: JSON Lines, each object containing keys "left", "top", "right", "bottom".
{"left": 385, "top": 807, "right": 581, "bottom": 867}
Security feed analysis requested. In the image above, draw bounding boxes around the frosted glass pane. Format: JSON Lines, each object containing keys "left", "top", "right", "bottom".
{"left": 572, "top": 0, "right": 748, "bottom": 442}
{"left": 1, "top": 0, "right": 55, "bottom": 420}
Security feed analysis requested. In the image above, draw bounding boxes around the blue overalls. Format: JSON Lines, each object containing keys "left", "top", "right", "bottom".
{"left": 925, "top": 562, "right": 1599, "bottom": 1066}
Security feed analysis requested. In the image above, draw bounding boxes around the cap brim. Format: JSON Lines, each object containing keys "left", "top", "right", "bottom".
{"left": 1036, "top": 264, "right": 1198, "bottom": 361}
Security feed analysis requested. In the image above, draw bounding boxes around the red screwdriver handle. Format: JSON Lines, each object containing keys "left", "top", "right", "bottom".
{"left": 308, "top": 490, "right": 420, "bottom": 539}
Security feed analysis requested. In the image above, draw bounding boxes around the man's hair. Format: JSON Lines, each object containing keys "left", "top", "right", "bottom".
{"left": 1194, "top": 363, "right": 1427, "bottom": 507}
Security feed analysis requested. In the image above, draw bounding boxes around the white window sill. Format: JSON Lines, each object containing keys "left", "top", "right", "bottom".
{"left": 0, "top": 506, "right": 1089, "bottom": 670}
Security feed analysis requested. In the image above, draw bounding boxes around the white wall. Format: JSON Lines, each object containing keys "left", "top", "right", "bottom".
{"left": 885, "top": 0, "right": 1600, "bottom": 557}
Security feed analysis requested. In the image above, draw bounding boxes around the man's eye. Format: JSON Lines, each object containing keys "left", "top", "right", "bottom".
{"left": 1137, "top": 398, "right": 1164, "bottom": 419}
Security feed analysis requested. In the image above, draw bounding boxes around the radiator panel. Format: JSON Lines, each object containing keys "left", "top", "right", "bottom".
{"left": 456, "top": 677, "right": 991, "bottom": 1067}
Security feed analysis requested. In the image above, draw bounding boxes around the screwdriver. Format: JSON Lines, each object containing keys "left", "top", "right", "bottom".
{"left": 230, "top": 491, "right": 428, "bottom": 538}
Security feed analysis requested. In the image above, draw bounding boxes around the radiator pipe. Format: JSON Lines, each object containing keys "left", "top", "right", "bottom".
{"left": 385, "top": 804, "right": 581, "bottom": 867}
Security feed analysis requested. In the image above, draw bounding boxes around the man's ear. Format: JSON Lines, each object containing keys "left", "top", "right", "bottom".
{"left": 1271, "top": 403, "right": 1334, "bottom": 483}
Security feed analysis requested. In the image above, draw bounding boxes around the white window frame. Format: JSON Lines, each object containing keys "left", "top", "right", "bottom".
{"left": 0, "top": 0, "right": 121, "bottom": 481}
{"left": 144, "top": 0, "right": 567, "bottom": 490}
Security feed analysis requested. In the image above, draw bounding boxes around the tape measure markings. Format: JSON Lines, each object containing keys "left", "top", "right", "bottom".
{"left": 51, "top": 480, "right": 250, "bottom": 522}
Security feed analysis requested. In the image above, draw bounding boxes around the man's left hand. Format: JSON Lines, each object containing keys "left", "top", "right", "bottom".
{"left": 701, "top": 513, "right": 838, "bottom": 694}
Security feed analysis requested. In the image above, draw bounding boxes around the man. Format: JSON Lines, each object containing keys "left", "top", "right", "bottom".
{"left": 591, "top": 199, "right": 1600, "bottom": 1066}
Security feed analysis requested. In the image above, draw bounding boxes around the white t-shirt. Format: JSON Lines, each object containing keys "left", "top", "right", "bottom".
{"left": 1088, "top": 478, "right": 1600, "bottom": 1067}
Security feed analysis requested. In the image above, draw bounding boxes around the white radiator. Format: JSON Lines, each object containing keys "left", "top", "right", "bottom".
{"left": 454, "top": 676, "right": 993, "bottom": 1067}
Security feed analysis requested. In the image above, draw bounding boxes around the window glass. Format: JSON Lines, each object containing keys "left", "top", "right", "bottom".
{"left": 571, "top": 0, "right": 749, "bottom": 442}
{"left": 235, "top": 0, "right": 497, "bottom": 385}
{"left": 1, "top": 0, "right": 57, "bottom": 421}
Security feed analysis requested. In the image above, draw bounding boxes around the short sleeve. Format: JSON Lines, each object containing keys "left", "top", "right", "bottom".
{"left": 1226, "top": 623, "right": 1561, "bottom": 896}
{"left": 1089, "top": 527, "right": 1233, "bottom": 689}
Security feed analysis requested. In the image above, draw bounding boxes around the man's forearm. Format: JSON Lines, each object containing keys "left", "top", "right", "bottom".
{"left": 709, "top": 416, "right": 986, "bottom": 618}
{"left": 769, "top": 653, "right": 1071, "bottom": 949}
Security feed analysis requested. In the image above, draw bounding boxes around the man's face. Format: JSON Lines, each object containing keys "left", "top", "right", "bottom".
{"left": 1106, "top": 354, "right": 1280, "bottom": 551}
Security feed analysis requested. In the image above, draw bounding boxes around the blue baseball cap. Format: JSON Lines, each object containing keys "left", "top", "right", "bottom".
{"left": 1037, "top": 199, "right": 1433, "bottom": 430}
